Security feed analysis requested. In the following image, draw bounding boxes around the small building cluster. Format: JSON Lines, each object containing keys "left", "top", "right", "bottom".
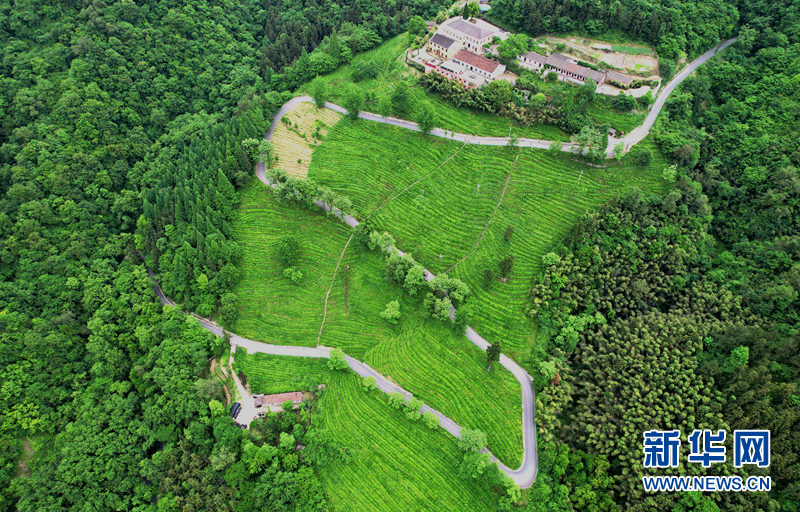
{"left": 518, "top": 51, "right": 635, "bottom": 88}
{"left": 423, "top": 17, "right": 507, "bottom": 89}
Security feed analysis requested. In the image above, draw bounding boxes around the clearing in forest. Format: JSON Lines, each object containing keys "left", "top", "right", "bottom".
{"left": 271, "top": 102, "right": 341, "bottom": 178}
{"left": 230, "top": 182, "right": 523, "bottom": 467}
{"left": 537, "top": 35, "right": 659, "bottom": 77}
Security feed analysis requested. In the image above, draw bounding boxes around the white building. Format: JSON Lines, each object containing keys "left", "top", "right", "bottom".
{"left": 517, "top": 51, "right": 547, "bottom": 71}
{"left": 437, "top": 17, "right": 504, "bottom": 52}
{"left": 432, "top": 49, "right": 505, "bottom": 89}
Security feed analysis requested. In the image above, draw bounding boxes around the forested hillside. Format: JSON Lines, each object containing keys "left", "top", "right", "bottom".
{"left": 0, "top": 0, "right": 446, "bottom": 510}
{"left": 527, "top": 0, "right": 800, "bottom": 510}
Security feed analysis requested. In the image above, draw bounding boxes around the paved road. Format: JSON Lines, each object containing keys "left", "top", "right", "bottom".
{"left": 608, "top": 37, "right": 737, "bottom": 155}
{"left": 154, "top": 40, "right": 733, "bottom": 487}
{"left": 252, "top": 163, "right": 539, "bottom": 486}
{"left": 269, "top": 38, "right": 735, "bottom": 160}
{"left": 149, "top": 276, "right": 532, "bottom": 482}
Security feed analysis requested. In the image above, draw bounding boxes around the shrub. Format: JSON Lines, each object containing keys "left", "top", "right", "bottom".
{"left": 362, "top": 376, "right": 377, "bottom": 391}
{"left": 277, "top": 235, "right": 299, "bottom": 267}
{"left": 380, "top": 300, "right": 401, "bottom": 324}
{"left": 499, "top": 254, "right": 514, "bottom": 278}
{"left": 388, "top": 391, "right": 406, "bottom": 409}
{"left": 282, "top": 266, "right": 303, "bottom": 284}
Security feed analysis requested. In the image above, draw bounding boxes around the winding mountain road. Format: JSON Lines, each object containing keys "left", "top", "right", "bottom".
{"left": 608, "top": 37, "right": 737, "bottom": 155}
{"left": 148, "top": 38, "right": 735, "bottom": 491}
{"left": 268, "top": 37, "right": 735, "bottom": 158}
{"left": 253, "top": 158, "right": 538, "bottom": 486}
{"left": 151, "top": 276, "right": 534, "bottom": 485}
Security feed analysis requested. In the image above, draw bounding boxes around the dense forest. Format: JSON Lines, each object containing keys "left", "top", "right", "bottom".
{"left": 526, "top": 0, "right": 800, "bottom": 510}
{"left": 0, "top": 0, "right": 447, "bottom": 510}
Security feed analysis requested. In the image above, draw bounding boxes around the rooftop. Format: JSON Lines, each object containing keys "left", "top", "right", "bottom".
{"left": 254, "top": 391, "right": 304, "bottom": 407}
{"left": 519, "top": 52, "right": 547, "bottom": 64}
{"left": 430, "top": 33, "right": 458, "bottom": 49}
{"left": 453, "top": 49, "right": 501, "bottom": 74}
{"left": 606, "top": 70, "right": 635, "bottom": 85}
{"left": 447, "top": 18, "right": 496, "bottom": 40}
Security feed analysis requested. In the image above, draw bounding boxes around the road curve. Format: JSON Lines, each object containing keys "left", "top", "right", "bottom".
{"left": 609, "top": 37, "right": 737, "bottom": 155}
{"left": 150, "top": 276, "right": 533, "bottom": 485}
{"left": 267, "top": 37, "right": 735, "bottom": 160}
{"left": 254, "top": 158, "right": 538, "bottom": 486}
{"left": 160, "top": 40, "right": 735, "bottom": 488}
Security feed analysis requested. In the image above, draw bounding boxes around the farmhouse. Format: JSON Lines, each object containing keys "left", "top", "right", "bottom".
{"left": 605, "top": 70, "right": 635, "bottom": 88}
{"left": 253, "top": 391, "right": 304, "bottom": 409}
{"left": 453, "top": 49, "right": 504, "bottom": 79}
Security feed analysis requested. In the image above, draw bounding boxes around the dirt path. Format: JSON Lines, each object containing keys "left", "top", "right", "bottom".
{"left": 317, "top": 233, "right": 354, "bottom": 345}
{"left": 446, "top": 150, "right": 521, "bottom": 273}
{"left": 210, "top": 358, "right": 232, "bottom": 404}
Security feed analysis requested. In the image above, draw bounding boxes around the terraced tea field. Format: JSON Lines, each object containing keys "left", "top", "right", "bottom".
{"left": 303, "top": 34, "right": 571, "bottom": 141}
{"left": 233, "top": 348, "right": 330, "bottom": 394}
{"left": 235, "top": 354, "right": 500, "bottom": 512}
{"left": 230, "top": 181, "right": 523, "bottom": 465}
{"left": 308, "top": 120, "right": 669, "bottom": 361}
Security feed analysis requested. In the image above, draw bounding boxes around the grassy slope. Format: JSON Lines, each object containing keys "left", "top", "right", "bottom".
{"left": 309, "top": 119, "right": 669, "bottom": 362}
{"left": 303, "top": 34, "right": 571, "bottom": 141}
{"left": 234, "top": 354, "right": 499, "bottom": 512}
{"left": 230, "top": 182, "right": 523, "bottom": 466}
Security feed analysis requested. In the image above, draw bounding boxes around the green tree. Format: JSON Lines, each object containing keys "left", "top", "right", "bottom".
{"left": 458, "top": 428, "right": 487, "bottom": 452}
{"left": 423, "top": 411, "right": 440, "bottom": 429}
{"left": 380, "top": 300, "right": 402, "bottom": 324}
{"left": 282, "top": 266, "right": 304, "bottom": 284}
{"left": 408, "top": 16, "right": 427, "bottom": 36}
{"left": 327, "top": 348, "right": 349, "bottom": 370}
{"left": 486, "top": 342, "right": 502, "bottom": 369}
{"left": 362, "top": 376, "right": 377, "bottom": 391}
{"left": 310, "top": 79, "right": 329, "bottom": 107}
{"left": 414, "top": 101, "right": 437, "bottom": 134}
{"left": 725, "top": 346, "right": 749, "bottom": 372}
{"left": 390, "top": 81, "right": 411, "bottom": 115}
{"left": 277, "top": 235, "right": 300, "bottom": 267}
{"left": 499, "top": 254, "right": 514, "bottom": 278}
{"left": 343, "top": 86, "right": 364, "bottom": 120}
{"left": 388, "top": 392, "right": 406, "bottom": 409}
